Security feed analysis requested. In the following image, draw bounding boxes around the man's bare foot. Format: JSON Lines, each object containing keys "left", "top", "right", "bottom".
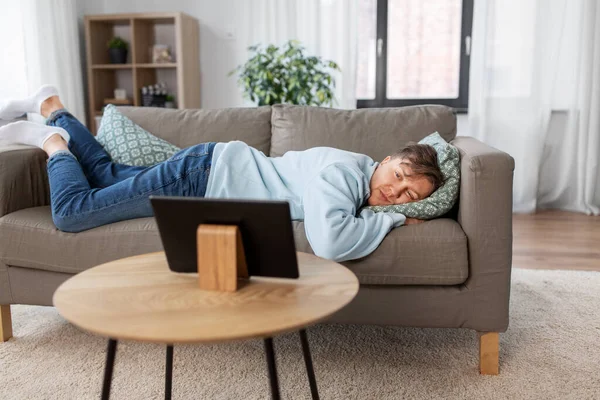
{"left": 40, "top": 96, "right": 65, "bottom": 119}
{"left": 42, "top": 133, "right": 69, "bottom": 157}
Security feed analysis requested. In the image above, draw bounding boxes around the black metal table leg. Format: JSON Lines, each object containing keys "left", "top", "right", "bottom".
{"left": 299, "top": 330, "right": 320, "bottom": 400}
{"left": 165, "top": 345, "right": 174, "bottom": 400}
{"left": 264, "top": 338, "right": 281, "bottom": 400}
{"left": 101, "top": 339, "right": 118, "bottom": 400}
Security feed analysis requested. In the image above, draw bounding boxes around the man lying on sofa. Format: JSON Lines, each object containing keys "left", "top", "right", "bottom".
{"left": 0, "top": 86, "right": 443, "bottom": 262}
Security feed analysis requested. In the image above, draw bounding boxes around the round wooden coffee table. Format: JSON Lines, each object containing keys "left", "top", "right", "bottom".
{"left": 53, "top": 251, "right": 359, "bottom": 400}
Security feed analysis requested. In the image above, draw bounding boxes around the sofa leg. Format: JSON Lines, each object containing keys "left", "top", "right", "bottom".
{"left": 1, "top": 305, "right": 13, "bottom": 342}
{"left": 478, "top": 332, "right": 499, "bottom": 375}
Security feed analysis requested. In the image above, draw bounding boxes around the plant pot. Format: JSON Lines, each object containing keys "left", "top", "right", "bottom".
{"left": 109, "top": 48, "right": 128, "bottom": 64}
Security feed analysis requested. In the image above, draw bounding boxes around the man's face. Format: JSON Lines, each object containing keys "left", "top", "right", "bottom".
{"left": 367, "top": 156, "right": 435, "bottom": 206}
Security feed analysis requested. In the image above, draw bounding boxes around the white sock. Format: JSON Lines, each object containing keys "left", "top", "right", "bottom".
{"left": 0, "top": 85, "right": 59, "bottom": 120}
{"left": 0, "top": 120, "right": 70, "bottom": 149}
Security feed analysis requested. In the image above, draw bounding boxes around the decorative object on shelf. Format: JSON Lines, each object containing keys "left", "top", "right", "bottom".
{"left": 152, "top": 44, "right": 173, "bottom": 63}
{"left": 229, "top": 40, "right": 341, "bottom": 107}
{"left": 165, "top": 95, "right": 176, "bottom": 109}
{"left": 114, "top": 88, "right": 127, "bottom": 100}
{"left": 141, "top": 82, "right": 169, "bottom": 107}
{"left": 107, "top": 36, "right": 128, "bottom": 64}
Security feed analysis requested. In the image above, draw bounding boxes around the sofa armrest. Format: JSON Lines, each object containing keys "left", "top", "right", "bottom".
{"left": 0, "top": 144, "right": 50, "bottom": 218}
{"left": 451, "top": 136, "right": 515, "bottom": 330}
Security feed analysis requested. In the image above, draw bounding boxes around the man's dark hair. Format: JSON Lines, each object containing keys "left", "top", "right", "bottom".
{"left": 391, "top": 143, "right": 444, "bottom": 192}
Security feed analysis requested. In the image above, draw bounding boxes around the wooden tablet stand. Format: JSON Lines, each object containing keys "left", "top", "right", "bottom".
{"left": 196, "top": 224, "right": 249, "bottom": 292}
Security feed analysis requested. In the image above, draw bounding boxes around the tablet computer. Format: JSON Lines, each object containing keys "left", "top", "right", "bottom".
{"left": 150, "top": 196, "right": 299, "bottom": 278}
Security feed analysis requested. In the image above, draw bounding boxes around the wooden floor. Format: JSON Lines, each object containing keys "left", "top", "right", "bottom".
{"left": 512, "top": 210, "right": 600, "bottom": 271}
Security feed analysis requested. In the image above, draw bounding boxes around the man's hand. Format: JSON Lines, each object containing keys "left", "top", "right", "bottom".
{"left": 404, "top": 217, "right": 425, "bottom": 225}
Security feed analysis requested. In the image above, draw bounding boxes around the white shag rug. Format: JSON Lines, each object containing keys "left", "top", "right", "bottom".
{"left": 1, "top": 268, "right": 600, "bottom": 400}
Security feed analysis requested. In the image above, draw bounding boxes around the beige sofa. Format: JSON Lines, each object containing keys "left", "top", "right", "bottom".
{"left": 0, "top": 104, "right": 514, "bottom": 374}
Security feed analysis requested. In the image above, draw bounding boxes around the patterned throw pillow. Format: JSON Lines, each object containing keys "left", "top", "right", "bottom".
{"left": 96, "top": 105, "right": 181, "bottom": 166}
{"left": 363, "top": 132, "right": 460, "bottom": 220}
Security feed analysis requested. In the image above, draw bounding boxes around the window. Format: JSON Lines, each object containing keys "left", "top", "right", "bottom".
{"left": 356, "top": 0, "right": 473, "bottom": 111}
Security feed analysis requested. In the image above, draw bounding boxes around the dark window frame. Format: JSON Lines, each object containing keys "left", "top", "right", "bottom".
{"left": 357, "top": 0, "right": 473, "bottom": 112}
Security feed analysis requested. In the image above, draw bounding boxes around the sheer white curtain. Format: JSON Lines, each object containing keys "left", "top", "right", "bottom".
{"left": 237, "top": 0, "right": 358, "bottom": 109}
{"left": 469, "top": 0, "right": 600, "bottom": 214}
{"left": 0, "top": 0, "right": 85, "bottom": 123}
{"left": 0, "top": 2, "right": 29, "bottom": 101}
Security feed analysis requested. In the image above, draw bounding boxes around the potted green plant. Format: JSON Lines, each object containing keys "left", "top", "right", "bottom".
{"left": 165, "top": 94, "right": 176, "bottom": 109}
{"left": 229, "top": 40, "right": 341, "bottom": 107}
{"left": 107, "top": 36, "right": 128, "bottom": 64}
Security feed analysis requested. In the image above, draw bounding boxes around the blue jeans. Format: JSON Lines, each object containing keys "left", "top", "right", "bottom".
{"left": 46, "top": 109, "right": 215, "bottom": 232}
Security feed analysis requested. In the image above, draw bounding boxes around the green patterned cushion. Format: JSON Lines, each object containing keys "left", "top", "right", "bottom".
{"left": 96, "top": 105, "right": 181, "bottom": 166}
{"left": 363, "top": 132, "right": 460, "bottom": 219}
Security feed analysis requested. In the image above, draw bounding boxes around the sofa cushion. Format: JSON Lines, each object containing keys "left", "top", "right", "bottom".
{"left": 118, "top": 106, "right": 272, "bottom": 155}
{"left": 293, "top": 219, "right": 468, "bottom": 285}
{"left": 0, "top": 207, "right": 468, "bottom": 285}
{"left": 270, "top": 104, "right": 457, "bottom": 161}
{"left": 0, "top": 207, "right": 163, "bottom": 274}
{"left": 96, "top": 105, "right": 181, "bottom": 166}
